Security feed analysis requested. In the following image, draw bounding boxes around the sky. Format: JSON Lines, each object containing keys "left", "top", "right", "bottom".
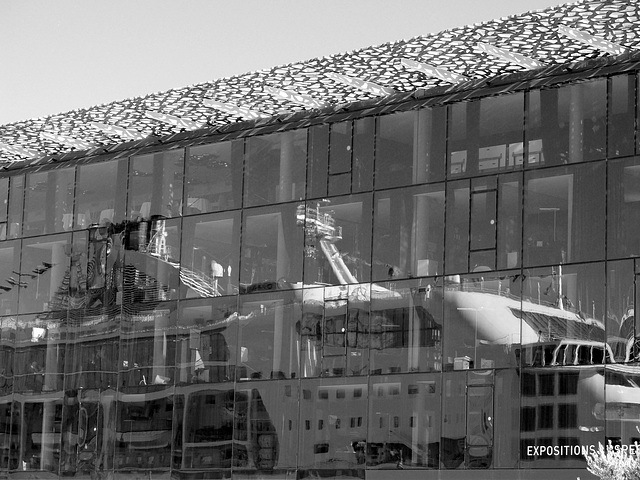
{"left": 0, "top": 0, "right": 568, "bottom": 126}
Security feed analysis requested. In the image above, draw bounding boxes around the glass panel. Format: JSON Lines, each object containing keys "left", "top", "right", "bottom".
{"left": 7, "top": 174, "right": 24, "bottom": 239}
{"left": 466, "top": 371, "right": 494, "bottom": 469}
{"left": 606, "top": 260, "right": 633, "bottom": 363}
{"left": 307, "top": 125, "right": 329, "bottom": 200}
{"left": 448, "top": 93, "right": 524, "bottom": 177}
{"left": 443, "top": 271, "right": 521, "bottom": 370}
{"left": 604, "top": 364, "right": 640, "bottom": 450}
{"left": 609, "top": 74, "right": 636, "bottom": 158}
{"left": 19, "top": 233, "right": 71, "bottom": 314}
{"left": 441, "top": 371, "right": 466, "bottom": 469}
{"left": 185, "top": 140, "right": 243, "bottom": 215}
{"left": 129, "top": 149, "right": 184, "bottom": 220}
{"left": 21, "top": 399, "right": 63, "bottom": 473}
{"left": 302, "top": 194, "right": 372, "bottom": 286}
{"left": 445, "top": 180, "right": 470, "bottom": 274}
{"left": 329, "top": 122, "right": 352, "bottom": 175}
{"left": 24, "top": 167, "right": 75, "bottom": 236}
{"left": 176, "top": 297, "right": 238, "bottom": 384}
{"left": 523, "top": 162, "right": 605, "bottom": 267}
{"left": 232, "top": 380, "right": 299, "bottom": 472}
{"left": 180, "top": 211, "right": 240, "bottom": 299}
{"left": 244, "top": 130, "right": 307, "bottom": 207}
{"left": 520, "top": 366, "right": 603, "bottom": 468}
{"left": 115, "top": 302, "right": 176, "bottom": 472}
{"left": 0, "top": 241, "right": 20, "bottom": 315}
{"left": 298, "top": 377, "right": 367, "bottom": 476}
{"left": 497, "top": 173, "right": 522, "bottom": 270}
{"left": 352, "top": 116, "right": 374, "bottom": 193}
{"left": 237, "top": 291, "right": 301, "bottom": 381}
{"left": 376, "top": 111, "right": 415, "bottom": 189}
{"left": 368, "top": 373, "right": 441, "bottom": 469}
{"left": 75, "top": 159, "right": 127, "bottom": 229}
{"left": 240, "top": 203, "right": 304, "bottom": 289}
{"left": 526, "top": 79, "right": 606, "bottom": 167}
{"left": 0, "top": 177, "right": 7, "bottom": 223}
{"left": 608, "top": 156, "right": 640, "bottom": 259}
{"left": 13, "top": 314, "right": 65, "bottom": 393}
{"left": 372, "top": 183, "right": 445, "bottom": 281}
{"left": 520, "top": 262, "right": 606, "bottom": 367}
{"left": 494, "top": 368, "right": 519, "bottom": 467}
{"left": 0, "top": 317, "right": 14, "bottom": 397}
{"left": 298, "top": 285, "right": 370, "bottom": 378}
{"left": 122, "top": 217, "right": 181, "bottom": 304}
{"left": 370, "top": 278, "right": 443, "bottom": 374}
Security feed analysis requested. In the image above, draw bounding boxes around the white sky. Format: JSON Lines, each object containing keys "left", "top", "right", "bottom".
{"left": 0, "top": 0, "right": 568, "bottom": 125}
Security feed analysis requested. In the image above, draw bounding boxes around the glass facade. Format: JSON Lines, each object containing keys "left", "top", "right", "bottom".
{"left": 0, "top": 71, "right": 639, "bottom": 479}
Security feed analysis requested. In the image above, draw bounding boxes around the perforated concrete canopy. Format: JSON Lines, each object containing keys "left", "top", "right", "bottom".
{"left": 1, "top": 0, "right": 639, "bottom": 165}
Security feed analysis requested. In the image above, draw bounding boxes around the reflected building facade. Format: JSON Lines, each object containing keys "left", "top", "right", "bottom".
{"left": 2, "top": 2, "right": 640, "bottom": 479}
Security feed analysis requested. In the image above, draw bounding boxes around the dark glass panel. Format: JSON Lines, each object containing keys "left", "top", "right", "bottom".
{"left": 24, "top": 167, "right": 75, "bottom": 236}
{"left": 298, "top": 377, "right": 367, "bottom": 474}
{"left": 122, "top": 217, "right": 181, "bottom": 304}
{"left": 372, "top": 183, "right": 444, "bottom": 281}
{"left": 445, "top": 180, "right": 469, "bottom": 274}
{"left": 494, "top": 368, "right": 519, "bottom": 467}
{"left": 376, "top": 111, "right": 415, "bottom": 189}
{"left": 441, "top": 371, "right": 466, "bottom": 469}
{"left": 0, "top": 177, "right": 7, "bottom": 223}
{"left": 367, "top": 373, "right": 440, "bottom": 469}
{"left": 448, "top": 93, "right": 524, "bottom": 177}
{"left": 497, "top": 173, "right": 522, "bottom": 270}
{"left": 352, "top": 116, "right": 374, "bottom": 193}
{"left": 526, "top": 79, "right": 606, "bottom": 167}
{"left": 523, "top": 162, "right": 605, "bottom": 267}
{"left": 237, "top": 290, "right": 301, "bottom": 381}
{"left": 608, "top": 156, "right": 640, "bottom": 259}
{"left": 329, "top": 121, "right": 352, "bottom": 175}
{"left": 240, "top": 203, "right": 303, "bottom": 289}
{"left": 180, "top": 211, "right": 240, "bottom": 299}
{"left": 307, "top": 125, "right": 329, "bottom": 200}
{"left": 370, "top": 278, "right": 443, "bottom": 374}
{"left": 0, "top": 317, "right": 14, "bottom": 396}
{"left": 520, "top": 262, "right": 606, "bottom": 367}
{"left": 7, "top": 174, "right": 24, "bottom": 239}
{"left": 244, "top": 130, "right": 307, "bottom": 207}
{"left": 129, "top": 149, "right": 184, "bottom": 220}
{"left": 19, "top": 233, "right": 71, "bottom": 314}
{"left": 443, "top": 271, "right": 521, "bottom": 371}
{"left": 20, "top": 399, "right": 63, "bottom": 473}
{"left": 609, "top": 74, "right": 636, "bottom": 158}
{"left": 185, "top": 140, "right": 243, "bottom": 214}
{"left": 302, "top": 194, "right": 372, "bottom": 285}
{"left": 75, "top": 159, "right": 127, "bottom": 228}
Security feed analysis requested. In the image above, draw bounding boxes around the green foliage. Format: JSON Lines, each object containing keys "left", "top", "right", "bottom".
{"left": 585, "top": 442, "right": 640, "bottom": 480}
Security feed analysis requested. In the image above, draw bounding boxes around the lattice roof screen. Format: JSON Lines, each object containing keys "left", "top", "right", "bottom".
{"left": 1, "top": 0, "right": 638, "bottom": 165}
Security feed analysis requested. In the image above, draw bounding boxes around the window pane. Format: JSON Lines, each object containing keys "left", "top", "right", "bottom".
{"left": 7, "top": 174, "right": 24, "bottom": 238}
{"left": 370, "top": 278, "right": 442, "bottom": 373}
{"left": 373, "top": 184, "right": 444, "bottom": 281}
{"left": 445, "top": 180, "right": 470, "bottom": 274}
{"left": 129, "top": 149, "right": 184, "bottom": 220}
{"left": 524, "top": 162, "right": 605, "bottom": 267}
{"left": 19, "top": 233, "right": 71, "bottom": 314}
{"left": 244, "top": 130, "right": 307, "bottom": 207}
{"left": 449, "top": 93, "right": 524, "bottom": 177}
{"left": 608, "top": 156, "right": 640, "bottom": 259}
{"left": 526, "top": 79, "right": 606, "bottom": 167}
{"left": 185, "top": 140, "right": 243, "bottom": 214}
{"left": 241, "top": 203, "right": 304, "bottom": 288}
{"left": 302, "top": 194, "right": 372, "bottom": 285}
{"left": 307, "top": 125, "right": 329, "bottom": 199}
{"left": 180, "top": 211, "right": 239, "bottom": 298}
{"left": 368, "top": 373, "right": 441, "bottom": 468}
{"left": 76, "top": 159, "right": 127, "bottom": 228}
{"left": 0, "top": 240, "right": 20, "bottom": 315}
{"left": 238, "top": 291, "right": 301, "bottom": 380}
{"left": 24, "top": 168, "right": 75, "bottom": 236}
{"left": 609, "top": 74, "right": 636, "bottom": 158}
{"left": 352, "top": 116, "right": 374, "bottom": 193}
{"left": 176, "top": 296, "right": 238, "bottom": 384}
